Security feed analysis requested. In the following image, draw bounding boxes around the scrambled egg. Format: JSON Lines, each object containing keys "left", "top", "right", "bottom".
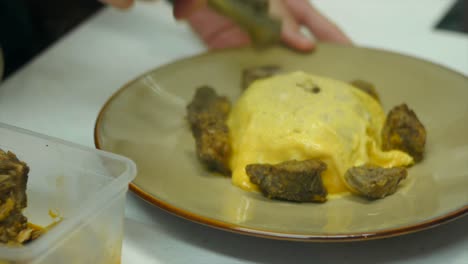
{"left": 227, "top": 71, "right": 413, "bottom": 195}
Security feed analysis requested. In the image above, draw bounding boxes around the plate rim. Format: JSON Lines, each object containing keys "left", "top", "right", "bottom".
{"left": 94, "top": 43, "right": 468, "bottom": 242}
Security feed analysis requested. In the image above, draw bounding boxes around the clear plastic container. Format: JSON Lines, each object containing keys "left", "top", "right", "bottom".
{"left": 0, "top": 123, "right": 136, "bottom": 264}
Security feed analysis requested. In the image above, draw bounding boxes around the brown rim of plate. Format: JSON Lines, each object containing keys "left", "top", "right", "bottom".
{"left": 94, "top": 44, "right": 468, "bottom": 242}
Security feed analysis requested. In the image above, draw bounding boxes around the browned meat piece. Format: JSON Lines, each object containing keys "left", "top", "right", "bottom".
{"left": 350, "top": 79, "right": 380, "bottom": 102}
{"left": 0, "top": 149, "right": 30, "bottom": 244}
{"left": 382, "top": 104, "right": 426, "bottom": 162}
{"left": 187, "top": 86, "right": 232, "bottom": 175}
{"left": 345, "top": 165, "right": 407, "bottom": 199}
{"left": 246, "top": 159, "right": 328, "bottom": 202}
{"left": 242, "top": 65, "right": 282, "bottom": 90}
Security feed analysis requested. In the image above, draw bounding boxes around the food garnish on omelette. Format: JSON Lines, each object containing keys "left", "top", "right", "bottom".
{"left": 187, "top": 70, "right": 427, "bottom": 202}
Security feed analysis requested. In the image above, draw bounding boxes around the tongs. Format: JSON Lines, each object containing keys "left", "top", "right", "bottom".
{"left": 207, "top": 0, "right": 281, "bottom": 47}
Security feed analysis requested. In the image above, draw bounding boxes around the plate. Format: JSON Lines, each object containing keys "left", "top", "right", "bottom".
{"left": 94, "top": 44, "right": 468, "bottom": 241}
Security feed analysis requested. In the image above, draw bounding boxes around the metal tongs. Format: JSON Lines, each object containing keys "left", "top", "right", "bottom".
{"left": 207, "top": 0, "right": 281, "bottom": 47}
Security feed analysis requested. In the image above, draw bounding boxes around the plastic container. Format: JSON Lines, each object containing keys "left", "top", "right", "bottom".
{"left": 0, "top": 123, "right": 136, "bottom": 264}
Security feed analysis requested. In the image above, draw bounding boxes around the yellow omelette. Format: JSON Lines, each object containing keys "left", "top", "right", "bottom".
{"left": 227, "top": 71, "right": 413, "bottom": 195}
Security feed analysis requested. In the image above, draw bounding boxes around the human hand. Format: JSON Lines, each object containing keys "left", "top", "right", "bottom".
{"left": 176, "top": 0, "right": 351, "bottom": 51}
{"left": 101, "top": 0, "right": 351, "bottom": 52}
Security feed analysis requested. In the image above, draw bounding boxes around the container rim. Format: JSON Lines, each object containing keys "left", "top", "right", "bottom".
{"left": 0, "top": 122, "right": 137, "bottom": 260}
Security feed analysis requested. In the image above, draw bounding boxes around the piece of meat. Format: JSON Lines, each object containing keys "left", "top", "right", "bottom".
{"left": 246, "top": 159, "right": 328, "bottom": 202}
{"left": 242, "top": 65, "right": 282, "bottom": 90}
{"left": 344, "top": 165, "right": 407, "bottom": 199}
{"left": 187, "top": 86, "right": 232, "bottom": 175}
{"left": 350, "top": 79, "right": 380, "bottom": 102}
{"left": 0, "top": 149, "right": 29, "bottom": 244}
{"left": 382, "top": 104, "right": 426, "bottom": 162}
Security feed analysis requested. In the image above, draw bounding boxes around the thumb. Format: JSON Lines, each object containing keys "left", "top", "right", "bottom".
{"left": 284, "top": 0, "right": 351, "bottom": 44}
{"left": 280, "top": 19, "right": 315, "bottom": 52}
{"left": 173, "top": 0, "right": 207, "bottom": 19}
{"left": 270, "top": 0, "right": 314, "bottom": 52}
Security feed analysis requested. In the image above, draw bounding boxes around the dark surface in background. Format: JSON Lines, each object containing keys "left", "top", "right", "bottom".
{"left": 436, "top": 0, "right": 468, "bottom": 33}
{"left": 0, "top": 0, "right": 102, "bottom": 79}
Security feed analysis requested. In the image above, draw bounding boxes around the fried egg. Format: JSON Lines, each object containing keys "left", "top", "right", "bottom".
{"left": 227, "top": 71, "right": 413, "bottom": 195}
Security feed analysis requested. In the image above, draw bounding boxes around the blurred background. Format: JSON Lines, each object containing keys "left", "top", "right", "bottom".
{"left": 0, "top": 0, "right": 103, "bottom": 78}
{"left": 0, "top": 0, "right": 467, "bottom": 80}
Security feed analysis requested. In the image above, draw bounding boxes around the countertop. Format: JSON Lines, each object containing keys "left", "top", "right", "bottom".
{"left": 0, "top": 0, "right": 467, "bottom": 263}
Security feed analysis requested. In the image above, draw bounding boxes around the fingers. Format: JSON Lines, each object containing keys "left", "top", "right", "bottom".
{"left": 284, "top": 0, "right": 352, "bottom": 44}
{"left": 187, "top": 6, "right": 235, "bottom": 41}
{"left": 208, "top": 26, "right": 251, "bottom": 49}
{"left": 173, "top": 0, "right": 206, "bottom": 19}
{"left": 99, "top": 0, "right": 135, "bottom": 9}
{"left": 187, "top": 6, "right": 250, "bottom": 49}
{"left": 184, "top": 0, "right": 349, "bottom": 51}
{"left": 281, "top": 26, "right": 315, "bottom": 52}
{"left": 270, "top": 0, "right": 315, "bottom": 52}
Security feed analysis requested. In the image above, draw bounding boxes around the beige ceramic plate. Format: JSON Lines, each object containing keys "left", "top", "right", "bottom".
{"left": 95, "top": 44, "right": 468, "bottom": 241}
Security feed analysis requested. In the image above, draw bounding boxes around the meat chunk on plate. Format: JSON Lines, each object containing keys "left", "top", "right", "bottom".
{"left": 242, "top": 65, "right": 282, "bottom": 90}
{"left": 344, "top": 165, "right": 407, "bottom": 199}
{"left": 382, "top": 104, "right": 426, "bottom": 162}
{"left": 246, "top": 159, "right": 328, "bottom": 202}
{"left": 350, "top": 79, "right": 380, "bottom": 102}
{"left": 187, "top": 86, "right": 232, "bottom": 175}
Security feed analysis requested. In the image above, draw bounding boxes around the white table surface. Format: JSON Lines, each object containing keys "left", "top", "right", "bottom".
{"left": 1, "top": 0, "right": 467, "bottom": 263}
